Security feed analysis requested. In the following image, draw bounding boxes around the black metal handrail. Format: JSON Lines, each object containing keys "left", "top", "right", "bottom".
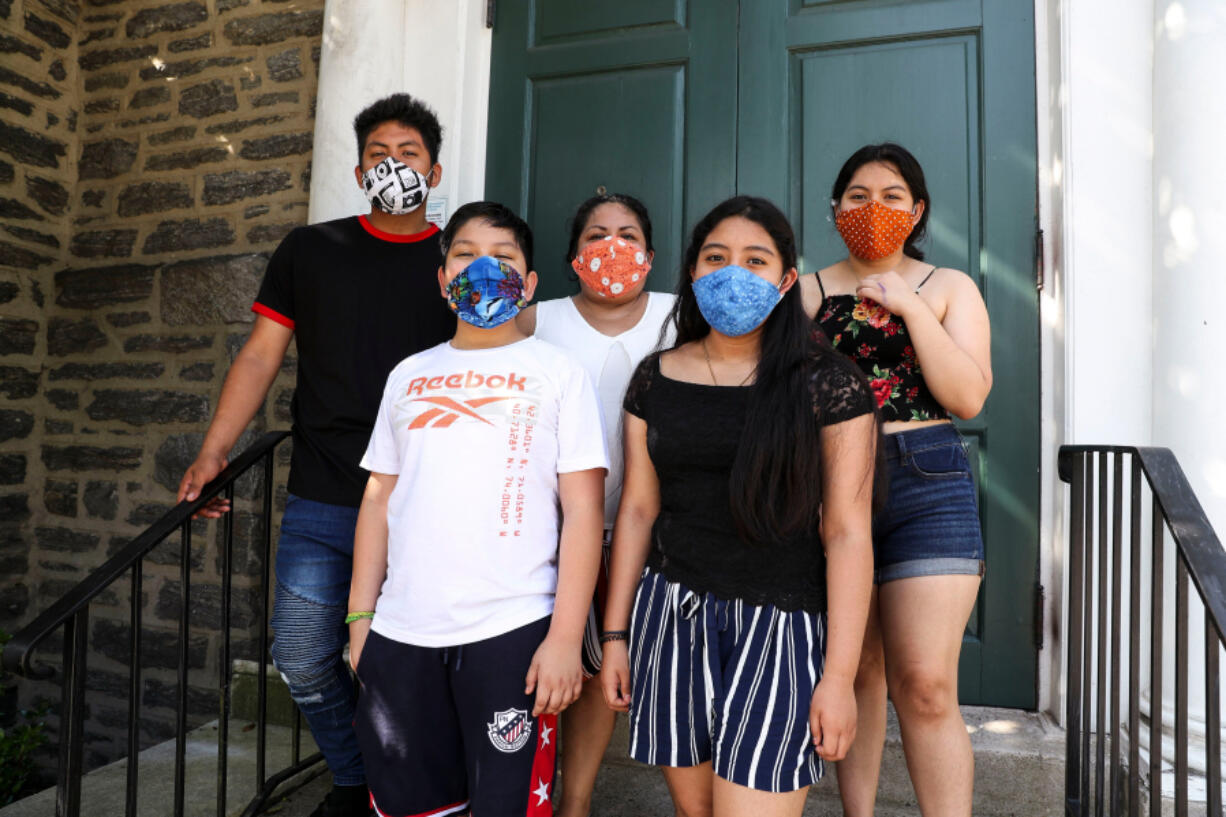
{"left": 1, "top": 431, "right": 323, "bottom": 817}
{"left": 1059, "top": 445, "right": 1225, "bottom": 817}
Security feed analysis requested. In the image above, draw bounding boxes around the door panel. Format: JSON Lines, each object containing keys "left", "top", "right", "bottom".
{"left": 533, "top": 0, "right": 684, "bottom": 44}
{"left": 526, "top": 67, "right": 686, "bottom": 294}
{"left": 789, "top": 0, "right": 981, "bottom": 38}
{"left": 739, "top": 0, "right": 1039, "bottom": 707}
{"left": 790, "top": 37, "right": 981, "bottom": 279}
{"left": 486, "top": 0, "right": 737, "bottom": 300}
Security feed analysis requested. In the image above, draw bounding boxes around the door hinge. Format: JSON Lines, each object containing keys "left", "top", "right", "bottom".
{"left": 1034, "top": 582, "right": 1046, "bottom": 650}
{"left": 486, "top": 0, "right": 495, "bottom": 29}
{"left": 1035, "top": 228, "right": 1045, "bottom": 291}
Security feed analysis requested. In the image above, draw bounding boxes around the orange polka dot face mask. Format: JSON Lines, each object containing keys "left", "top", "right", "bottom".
{"left": 834, "top": 200, "right": 918, "bottom": 261}
{"left": 571, "top": 236, "right": 651, "bottom": 298}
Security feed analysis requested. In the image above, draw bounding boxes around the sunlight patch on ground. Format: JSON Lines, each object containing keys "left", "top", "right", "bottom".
{"left": 981, "top": 719, "right": 1021, "bottom": 735}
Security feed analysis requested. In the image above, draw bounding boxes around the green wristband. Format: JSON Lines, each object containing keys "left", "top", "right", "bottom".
{"left": 344, "top": 611, "right": 374, "bottom": 624}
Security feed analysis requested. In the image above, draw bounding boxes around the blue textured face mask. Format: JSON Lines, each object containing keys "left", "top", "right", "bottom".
{"left": 691, "top": 265, "right": 783, "bottom": 337}
{"left": 446, "top": 256, "right": 527, "bottom": 329}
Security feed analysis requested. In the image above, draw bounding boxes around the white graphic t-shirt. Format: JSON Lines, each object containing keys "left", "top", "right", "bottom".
{"left": 361, "top": 337, "right": 609, "bottom": 647}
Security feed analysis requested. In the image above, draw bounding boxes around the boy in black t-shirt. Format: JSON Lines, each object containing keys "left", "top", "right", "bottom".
{"left": 177, "top": 94, "right": 456, "bottom": 817}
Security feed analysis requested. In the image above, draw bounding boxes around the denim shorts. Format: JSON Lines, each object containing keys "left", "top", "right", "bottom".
{"left": 873, "top": 424, "right": 985, "bottom": 584}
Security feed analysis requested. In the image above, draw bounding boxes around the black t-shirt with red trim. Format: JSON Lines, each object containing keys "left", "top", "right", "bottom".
{"left": 254, "top": 214, "right": 456, "bottom": 507}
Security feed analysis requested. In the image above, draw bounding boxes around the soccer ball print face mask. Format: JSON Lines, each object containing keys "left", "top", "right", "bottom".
{"left": 446, "top": 256, "right": 528, "bottom": 329}
{"left": 361, "top": 157, "right": 432, "bottom": 215}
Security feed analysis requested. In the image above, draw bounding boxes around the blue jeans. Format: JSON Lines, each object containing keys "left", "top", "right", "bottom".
{"left": 269, "top": 495, "right": 364, "bottom": 786}
{"left": 873, "top": 424, "right": 986, "bottom": 584}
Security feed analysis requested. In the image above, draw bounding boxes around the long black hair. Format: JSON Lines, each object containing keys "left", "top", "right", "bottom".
{"left": 830, "top": 143, "right": 931, "bottom": 261}
{"left": 664, "top": 196, "right": 853, "bottom": 543}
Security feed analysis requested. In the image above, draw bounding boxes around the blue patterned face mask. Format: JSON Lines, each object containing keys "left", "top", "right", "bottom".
{"left": 691, "top": 265, "right": 783, "bottom": 336}
{"left": 446, "top": 256, "right": 527, "bottom": 329}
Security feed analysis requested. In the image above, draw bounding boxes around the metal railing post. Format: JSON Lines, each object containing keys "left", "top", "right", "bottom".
{"left": 1206, "top": 618, "right": 1221, "bottom": 817}
{"left": 1081, "top": 460, "right": 1095, "bottom": 812}
{"left": 125, "top": 562, "right": 143, "bottom": 817}
{"left": 56, "top": 608, "right": 88, "bottom": 817}
{"left": 1066, "top": 451, "right": 1085, "bottom": 817}
{"left": 256, "top": 450, "right": 274, "bottom": 791}
{"left": 174, "top": 520, "right": 192, "bottom": 817}
{"left": 1109, "top": 452, "right": 1124, "bottom": 816}
{"left": 1149, "top": 499, "right": 1163, "bottom": 817}
{"left": 1128, "top": 459, "right": 1142, "bottom": 817}
{"left": 1095, "top": 452, "right": 1108, "bottom": 816}
{"left": 218, "top": 483, "right": 235, "bottom": 817}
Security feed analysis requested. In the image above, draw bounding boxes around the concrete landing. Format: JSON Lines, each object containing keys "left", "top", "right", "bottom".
{"left": 583, "top": 704, "right": 1062, "bottom": 816}
{"left": 0, "top": 719, "right": 323, "bottom": 817}
{"left": 2, "top": 666, "right": 1065, "bottom": 817}
{"left": 270, "top": 704, "right": 1065, "bottom": 816}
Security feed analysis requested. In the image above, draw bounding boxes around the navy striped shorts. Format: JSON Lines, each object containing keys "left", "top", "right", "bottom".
{"left": 628, "top": 568, "right": 827, "bottom": 792}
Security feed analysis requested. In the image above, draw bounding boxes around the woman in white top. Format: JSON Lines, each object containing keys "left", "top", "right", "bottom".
{"left": 517, "top": 193, "right": 675, "bottom": 817}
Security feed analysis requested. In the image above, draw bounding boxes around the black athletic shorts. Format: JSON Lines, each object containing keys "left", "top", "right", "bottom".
{"left": 354, "top": 616, "right": 557, "bottom": 817}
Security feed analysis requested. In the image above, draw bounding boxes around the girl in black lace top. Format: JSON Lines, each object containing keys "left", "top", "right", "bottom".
{"left": 599, "top": 197, "right": 878, "bottom": 812}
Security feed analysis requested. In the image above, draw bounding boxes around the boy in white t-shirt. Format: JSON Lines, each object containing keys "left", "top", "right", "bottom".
{"left": 347, "top": 202, "right": 608, "bottom": 817}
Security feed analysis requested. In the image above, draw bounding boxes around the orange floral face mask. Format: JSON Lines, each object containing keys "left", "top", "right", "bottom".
{"left": 571, "top": 236, "right": 651, "bottom": 298}
{"left": 834, "top": 200, "right": 917, "bottom": 261}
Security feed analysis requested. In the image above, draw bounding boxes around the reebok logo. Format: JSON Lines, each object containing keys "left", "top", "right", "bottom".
{"left": 408, "top": 396, "right": 511, "bottom": 429}
{"left": 406, "top": 370, "right": 527, "bottom": 396}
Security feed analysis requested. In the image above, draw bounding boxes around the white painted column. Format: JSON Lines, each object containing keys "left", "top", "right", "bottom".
{"left": 308, "top": 0, "right": 492, "bottom": 225}
{"left": 1151, "top": 0, "right": 1226, "bottom": 796}
{"left": 1049, "top": 0, "right": 1156, "bottom": 726}
{"left": 1033, "top": 0, "right": 1069, "bottom": 719}
{"left": 1062, "top": 0, "right": 1154, "bottom": 449}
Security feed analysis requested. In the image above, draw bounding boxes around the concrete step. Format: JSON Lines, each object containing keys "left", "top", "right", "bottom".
{"left": 270, "top": 703, "right": 1065, "bottom": 816}
{"left": 230, "top": 658, "right": 300, "bottom": 728}
{"left": 3, "top": 653, "right": 1065, "bottom": 817}
{"left": 589, "top": 763, "right": 917, "bottom": 816}
{"left": 0, "top": 718, "right": 323, "bottom": 817}
{"left": 584, "top": 704, "right": 1064, "bottom": 816}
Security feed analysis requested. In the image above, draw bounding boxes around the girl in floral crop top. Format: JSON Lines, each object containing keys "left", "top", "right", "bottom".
{"left": 798, "top": 143, "right": 992, "bottom": 817}
{"left": 815, "top": 270, "right": 949, "bottom": 422}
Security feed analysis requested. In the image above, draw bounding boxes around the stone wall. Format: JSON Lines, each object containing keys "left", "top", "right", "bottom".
{"left": 0, "top": 0, "right": 324, "bottom": 772}
{"left": 1, "top": 0, "right": 79, "bottom": 645}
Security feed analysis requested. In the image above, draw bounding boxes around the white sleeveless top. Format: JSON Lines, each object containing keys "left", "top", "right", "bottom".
{"left": 534, "top": 292, "right": 676, "bottom": 528}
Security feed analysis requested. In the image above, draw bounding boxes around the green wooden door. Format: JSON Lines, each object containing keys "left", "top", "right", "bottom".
{"left": 737, "top": 0, "right": 1040, "bottom": 708}
{"left": 487, "top": 0, "right": 1039, "bottom": 708}
{"left": 485, "top": 0, "right": 738, "bottom": 300}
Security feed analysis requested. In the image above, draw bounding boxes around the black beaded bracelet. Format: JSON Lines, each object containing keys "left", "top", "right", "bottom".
{"left": 599, "top": 630, "right": 629, "bottom": 644}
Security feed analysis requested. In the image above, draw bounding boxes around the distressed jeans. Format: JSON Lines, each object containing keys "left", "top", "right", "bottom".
{"left": 269, "top": 494, "right": 364, "bottom": 786}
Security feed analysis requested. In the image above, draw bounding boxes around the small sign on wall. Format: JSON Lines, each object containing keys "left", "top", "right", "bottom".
{"left": 426, "top": 196, "right": 447, "bottom": 229}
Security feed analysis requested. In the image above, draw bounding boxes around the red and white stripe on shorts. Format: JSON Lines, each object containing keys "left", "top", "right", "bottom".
{"left": 525, "top": 713, "right": 558, "bottom": 815}
{"left": 369, "top": 795, "right": 468, "bottom": 817}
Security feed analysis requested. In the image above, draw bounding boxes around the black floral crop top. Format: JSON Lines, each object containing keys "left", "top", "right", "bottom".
{"left": 815, "top": 271, "right": 950, "bottom": 423}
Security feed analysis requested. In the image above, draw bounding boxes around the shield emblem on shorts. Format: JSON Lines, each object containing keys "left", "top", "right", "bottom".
{"left": 487, "top": 707, "right": 532, "bottom": 753}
